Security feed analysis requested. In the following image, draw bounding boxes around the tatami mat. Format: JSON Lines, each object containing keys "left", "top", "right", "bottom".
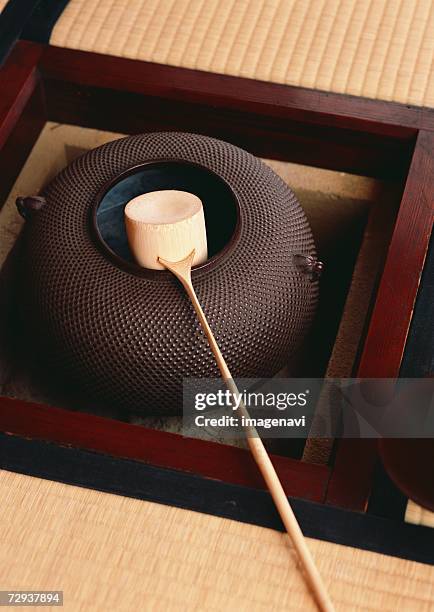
{"left": 1, "top": 470, "right": 433, "bottom": 611}
{"left": 406, "top": 500, "right": 434, "bottom": 528}
{"left": 50, "top": 0, "right": 434, "bottom": 108}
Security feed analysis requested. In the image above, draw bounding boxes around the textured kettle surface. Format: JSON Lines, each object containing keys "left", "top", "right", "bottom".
{"left": 19, "top": 132, "right": 318, "bottom": 415}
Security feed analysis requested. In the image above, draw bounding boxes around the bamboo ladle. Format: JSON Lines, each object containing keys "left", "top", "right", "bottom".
{"left": 125, "top": 190, "right": 334, "bottom": 612}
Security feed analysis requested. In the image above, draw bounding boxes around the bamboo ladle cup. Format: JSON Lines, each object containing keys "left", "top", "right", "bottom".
{"left": 125, "top": 190, "right": 334, "bottom": 612}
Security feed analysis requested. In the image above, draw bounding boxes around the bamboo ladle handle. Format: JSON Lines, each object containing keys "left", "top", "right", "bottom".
{"left": 159, "top": 250, "right": 334, "bottom": 612}
{"left": 125, "top": 191, "right": 333, "bottom": 611}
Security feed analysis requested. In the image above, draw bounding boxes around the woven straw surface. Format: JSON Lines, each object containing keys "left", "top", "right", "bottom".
{"left": 1, "top": 470, "right": 434, "bottom": 611}
{"left": 50, "top": 0, "right": 434, "bottom": 108}
{"left": 406, "top": 500, "right": 434, "bottom": 528}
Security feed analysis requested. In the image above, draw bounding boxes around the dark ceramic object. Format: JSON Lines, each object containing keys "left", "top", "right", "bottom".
{"left": 17, "top": 132, "right": 318, "bottom": 415}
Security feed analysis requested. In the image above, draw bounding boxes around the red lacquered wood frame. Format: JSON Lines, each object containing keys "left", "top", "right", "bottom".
{"left": 0, "top": 40, "right": 433, "bottom": 511}
{"left": 0, "top": 397, "right": 329, "bottom": 502}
